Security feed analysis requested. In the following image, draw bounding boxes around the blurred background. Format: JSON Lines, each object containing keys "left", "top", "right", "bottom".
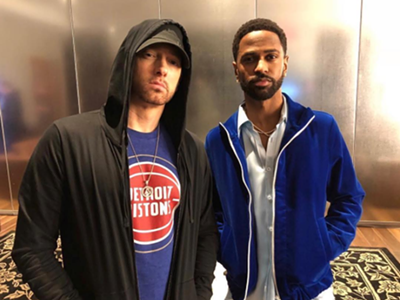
{"left": 0, "top": 1, "right": 399, "bottom": 296}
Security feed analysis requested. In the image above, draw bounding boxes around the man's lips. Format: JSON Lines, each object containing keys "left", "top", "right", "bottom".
{"left": 150, "top": 81, "right": 167, "bottom": 90}
{"left": 253, "top": 78, "right": 272, "bottom": 87}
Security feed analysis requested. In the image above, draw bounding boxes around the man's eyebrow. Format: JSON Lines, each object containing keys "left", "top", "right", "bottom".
{"left": 242, "top": 49, "right": 281, "bottom": 56}
{"left": 263, "top": 49, "right": 280, "bottom": 53}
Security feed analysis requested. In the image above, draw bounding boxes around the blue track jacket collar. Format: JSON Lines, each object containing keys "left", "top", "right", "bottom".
{"left": 222, "top": 93, "right": 315, "bottom": 149}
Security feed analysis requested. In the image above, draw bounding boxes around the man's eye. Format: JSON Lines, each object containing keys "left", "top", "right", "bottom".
{"left": 242, "top": 56, "right": 254, "bottom": 63}
{"left": 169, "top": 59, "right": 181, "bottom": 67}
{"left": 144, "top": 52, "right": 154, "bottom": 58}
{"left": 266, "top": 54, "right": 277, "bottom": 60}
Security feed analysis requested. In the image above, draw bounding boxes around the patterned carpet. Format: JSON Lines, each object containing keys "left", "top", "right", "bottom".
{"left": 1, "top": 231, "right": 399, "bottom": 299}
{"left": 0, "top": 232, "right": 62, "bottom": 300}
{"left": 332, "top": 247, "right": 400, "bottom": 300}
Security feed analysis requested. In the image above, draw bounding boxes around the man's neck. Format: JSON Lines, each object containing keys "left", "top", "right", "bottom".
{"left": 244, "top": 91, "right": 283, "bottom": 131}
{"left": 128, "top": 100, "right": 165, "bottom": 133}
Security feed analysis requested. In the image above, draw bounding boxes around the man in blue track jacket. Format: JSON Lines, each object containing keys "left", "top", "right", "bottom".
{"left": 205, "top": 18, "right": 365, "bottom": 300}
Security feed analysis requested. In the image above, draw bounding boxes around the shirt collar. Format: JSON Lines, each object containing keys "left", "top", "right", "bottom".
{"left": 237, "top": 94, "right": 288, "bottom": 136}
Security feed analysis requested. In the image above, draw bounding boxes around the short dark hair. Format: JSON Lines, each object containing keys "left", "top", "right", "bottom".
{"left": 232, "top": 18, "right": 287, "bottom": 61}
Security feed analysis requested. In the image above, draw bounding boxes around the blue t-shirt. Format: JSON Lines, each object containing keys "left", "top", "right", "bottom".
{"left": 127, "top": 125, "right": 180, "bottom": 300}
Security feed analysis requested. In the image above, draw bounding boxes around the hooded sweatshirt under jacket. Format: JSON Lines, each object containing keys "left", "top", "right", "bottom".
{"left": 12, "top": 19, "right": 218, "bottom": 300}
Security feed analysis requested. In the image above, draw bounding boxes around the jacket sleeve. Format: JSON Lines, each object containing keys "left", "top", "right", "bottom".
{"left": 204, "top": 132, "right": 224, "bottom": 260}
{"left": 325, "top": 118, "right": 365, "bottom": 260}
{"left": 194, "top": 150, "right": 219, "bottom": 300}
{"left": 12, "top": 124, "right": 82, "bottom": 300}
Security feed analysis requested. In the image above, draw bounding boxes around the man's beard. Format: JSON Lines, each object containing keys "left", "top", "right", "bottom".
{"left": 133, "top": 81, "right": 172, "bottom": 106}
{"left": 239, "top": 72, "right": 284, "bottom": 101}
{"left": 139, "top": 89, "right": 171, "bottom": 106}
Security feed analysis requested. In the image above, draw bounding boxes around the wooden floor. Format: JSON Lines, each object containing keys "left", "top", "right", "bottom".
{"left": 0, "top": 215, "right": 18, "bottom": 236}
{"left": 352, "top": 226, "right": 400, "bottom": 262}
{"left": 1, "top": 215, "right": 400, "bottom": 262}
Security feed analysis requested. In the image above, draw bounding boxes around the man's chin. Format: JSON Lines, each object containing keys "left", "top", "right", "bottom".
{"left": 247, "top": 91, "right": 274, "bottom": 101}
{"left": 250, "top": 91, "right": 283, "bottom": 102}
{"left": 142, "top": 97, "right": 171, "bottom": 106}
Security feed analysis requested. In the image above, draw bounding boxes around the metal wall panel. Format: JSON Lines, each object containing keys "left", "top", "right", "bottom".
{"left": 161, "top": 0, "right": 255, "bottom": 140}
{"left": 71, "top": 0, "right": 159, "bottom": 113}
{"left": 355, "top": 0, "right": 400, "bottom": 222}
{"left": 258, "top": 0, "right": 362, "bottom": 157}
{"left": 0, "top": 0, "right": 79, "bottom": 210}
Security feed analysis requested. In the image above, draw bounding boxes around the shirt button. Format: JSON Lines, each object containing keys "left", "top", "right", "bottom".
{"left": 267, "top": 195, "right": 272, "bottom": 201}
{"left": 269, "top": 226, "right": 273, "bottom": 232}
{"left": 266, "top": 167, "right": 272, "bottom": 172}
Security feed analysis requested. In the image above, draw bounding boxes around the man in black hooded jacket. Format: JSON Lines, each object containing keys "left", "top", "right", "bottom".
{"left": 12, "top": 19, "right": 218, "bottom": 300}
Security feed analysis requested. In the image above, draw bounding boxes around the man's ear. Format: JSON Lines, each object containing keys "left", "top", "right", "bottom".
{"left": 283, "top": 55, "right": 289, "bottom": 76}
{"left": 233, "top": 61, "right": 239, "bottom": 80}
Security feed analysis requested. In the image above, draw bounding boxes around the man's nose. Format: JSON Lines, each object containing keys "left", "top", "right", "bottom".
{"left": 155, "top": 58, "right": 168, "bottom": 76}
{"left": 254, "top": 59, "right": 268, "bottom": 74}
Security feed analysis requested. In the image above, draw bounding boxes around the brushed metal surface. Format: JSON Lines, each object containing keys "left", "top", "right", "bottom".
{"left": 355, "top": 0, "right": 400, "bottom": 222}
{"left": 0, "top": 0, "right": 79, "bottom": 207}
{"left": 257, "top": 0, "right": 362, "bottom": 156}
{"left": 71, "top": 0, "right": 159, "bottom": 112}
{"left": 161, "top": 0, "right": 255, "bottom": 140}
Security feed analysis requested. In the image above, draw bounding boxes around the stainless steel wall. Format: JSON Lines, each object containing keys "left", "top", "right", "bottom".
{"left": 162, "top": 0, "right": 255, "bottom": 139}
{"left": 72, "top": 0, "right": 159, "bottom": 112}
{"left": 258, "top": 0, "right": 362, "bottom": 157}
{"left": 0, "top": 0, "right": 78, "bottom": 213}
{"left": 0, "top": 0, "right": 399, "bottom": 223}
{"left": 355, "top": 0, "right": 400, "bottom": 222}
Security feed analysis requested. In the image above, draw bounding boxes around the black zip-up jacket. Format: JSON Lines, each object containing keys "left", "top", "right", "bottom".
{"left": 12, "top": 19, "right": 218, "bottom": 300}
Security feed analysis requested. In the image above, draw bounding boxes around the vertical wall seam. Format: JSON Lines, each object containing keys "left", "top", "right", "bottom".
{"left": 353, "top": 0, "right": 364, "bottom": 166}
{"left": 68, "top": 0, "right": 81, "bottom": 114}
{"left": 0, "top": 108, "right": 14, "bottom": 210}
{"left": 158, "top": 0, "right": 161, "bottom": 19}
{"left": 255, "top": 0, "right": 257, "bottom": 18}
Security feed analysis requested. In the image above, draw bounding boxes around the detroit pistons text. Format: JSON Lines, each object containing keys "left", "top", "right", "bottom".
{"left": 131, "top": 186, "right": 178, "bottom": 218}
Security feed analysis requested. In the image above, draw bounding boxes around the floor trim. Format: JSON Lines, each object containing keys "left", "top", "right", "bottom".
{"left": 358, "top": 220, "right": 400, "bottom": 228}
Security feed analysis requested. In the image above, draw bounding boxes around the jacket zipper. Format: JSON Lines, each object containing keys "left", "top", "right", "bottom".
{"left": 270, "top": 115, "right": 315, "bottom": 300}
{"left": 219, "top": 123, "right": 253, "bottom": 300}
{"left": 122, "top": 129, "right": 141, "bottom": 299}
{"left": 164, "top": 151, "right": 184, "bottom": 300}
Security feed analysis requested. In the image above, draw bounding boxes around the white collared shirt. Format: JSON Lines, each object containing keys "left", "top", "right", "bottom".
{"left": 235, "top": 96, "right": 334, "bottom": 300}
{"left": 238, "top": 97, "right": 287, "bottom": 300}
